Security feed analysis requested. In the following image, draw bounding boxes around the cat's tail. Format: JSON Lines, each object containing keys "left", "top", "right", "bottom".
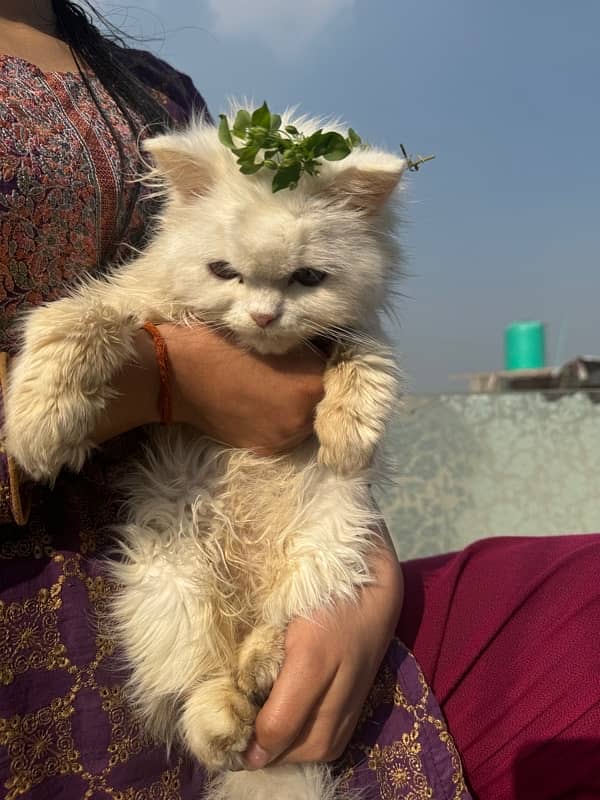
{"left": 205, "top": 763, "right": 352, "bottom": 800}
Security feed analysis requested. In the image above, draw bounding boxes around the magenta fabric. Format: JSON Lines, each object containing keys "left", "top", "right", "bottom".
{"left": 397, "top": 534, "right": 600, "bottom": 800}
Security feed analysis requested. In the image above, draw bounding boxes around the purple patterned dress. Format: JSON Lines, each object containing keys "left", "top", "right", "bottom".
{"left": 0, "top": 52, "right": 470, "bottom": 799}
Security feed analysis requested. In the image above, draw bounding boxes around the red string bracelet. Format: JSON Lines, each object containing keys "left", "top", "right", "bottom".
{"left": 142, "top": 322, "right": 172, "bottom": 425}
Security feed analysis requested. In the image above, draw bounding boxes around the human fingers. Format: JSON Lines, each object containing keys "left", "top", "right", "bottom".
{"left": 243, "top": 620, "right": 338, "bottom": 769}
{"left": 263, "top": 537, "right": 403, "bottom": 765}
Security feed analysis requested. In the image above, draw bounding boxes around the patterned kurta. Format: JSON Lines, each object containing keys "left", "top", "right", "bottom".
{"left": 0, "top": 52, "right": 470, "bottom": 799}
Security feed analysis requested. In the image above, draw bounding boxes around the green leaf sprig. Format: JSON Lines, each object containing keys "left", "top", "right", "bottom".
{"left": 218, "top": 102, "right": 362, "bottom": 192}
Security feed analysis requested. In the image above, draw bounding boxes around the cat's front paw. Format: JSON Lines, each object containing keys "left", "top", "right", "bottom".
{"left": 4, "top": 297, "right": 139, "bottom": 480}
{"left": 236, "top": 625, "right": 284, "bottom": 705}
{"left": 315, "top": 404, "right": 377, "bottom": 475}
{"left": 314, "top": 343, "right": 399, "bottom": 476}
{"left": 180, "top": 677, "right": 257, "bottom": 771}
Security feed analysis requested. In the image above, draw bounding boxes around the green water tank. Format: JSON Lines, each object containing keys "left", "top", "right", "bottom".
{"left": 504, "top": 321, "right": 546, "bottom": 370}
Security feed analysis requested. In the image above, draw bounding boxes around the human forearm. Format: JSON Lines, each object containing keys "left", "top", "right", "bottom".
{"left": 91, "top": 330, "right": 160, "bottom": 444}
{"left": 6, "top": 305, "right": 324, "bottom": 481}
{"left": 245, "top": 523, "right": 404, "bottom": 768}
{"left": 0, "top": 352, "right": 31, "bottom": 525}
{"left": 367, "top": 521, "right": 405, "bottom": 631}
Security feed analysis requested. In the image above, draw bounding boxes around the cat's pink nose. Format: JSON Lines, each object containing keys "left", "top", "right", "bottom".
{"left": 251, "top": 312, "right": 278, "bottom": 329}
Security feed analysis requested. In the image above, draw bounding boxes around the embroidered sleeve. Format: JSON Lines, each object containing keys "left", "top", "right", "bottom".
{"left": 0, "top": 352, "right": 31, "bottom": 526}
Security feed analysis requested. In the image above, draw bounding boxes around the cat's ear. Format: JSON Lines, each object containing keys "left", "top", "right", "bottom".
{"left": 143, "top": 133, "right": 215, "bottom": 201}
{"left": 323, "top": 153, "right": 407, "bottom": 214}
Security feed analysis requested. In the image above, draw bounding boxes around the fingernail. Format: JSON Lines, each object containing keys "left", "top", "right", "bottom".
{"left": 244, "top": 741, "right": 272, "bottom": 770}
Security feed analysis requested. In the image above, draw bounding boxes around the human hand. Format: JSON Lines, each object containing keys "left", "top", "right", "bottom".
{"left": 243, "top": 529, "right": 404, "bottom": 768}
{"left": 94, "top": 323, "right": 324, "bottom": 453}
{"left": 162, "top": 323, "right": 325, "bottom": 453}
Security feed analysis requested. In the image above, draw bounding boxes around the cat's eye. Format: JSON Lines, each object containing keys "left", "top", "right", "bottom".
{"left": 291, "top": 268, "right": 327, "bottom": 287}
{"left": 208, "top": 261, "right": 240, "bottom": 280}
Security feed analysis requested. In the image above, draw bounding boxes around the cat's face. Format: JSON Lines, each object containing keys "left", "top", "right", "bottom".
{"left": 144, "top": 114, "right": 406, "bottom": 354}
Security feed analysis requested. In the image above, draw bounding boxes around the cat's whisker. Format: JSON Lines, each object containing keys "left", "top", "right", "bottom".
{"left": 295, "top": 337, "right": 330, "bottom": 360}
{"left": 301, "top": 321, "right": 351, "bottom": 339}
{"left": 176, "top": 316, "right": 241, "bottom": 346}
{"left": 301, "top": 322, "right": 378, "bottom": 350}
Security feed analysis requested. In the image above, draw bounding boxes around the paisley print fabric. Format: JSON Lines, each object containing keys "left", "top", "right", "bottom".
{"left": 0, "top": 55, "right": 137, "bottom": 351}
{"left": 0, "top": 53, "right": 469, "bottom": 798}
{"left": 0, "top": 51, "right": 204, "bottom": 355}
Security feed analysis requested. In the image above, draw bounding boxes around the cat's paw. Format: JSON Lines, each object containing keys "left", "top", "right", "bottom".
{"left": 180, "top": 677, "right": 257, "bottom": 771}
{"left": 314, "top": 344, "right": 399, "bottom": 476}
{"left": 317, "top": 438, "right": 374, "bottom": 476}
{"left": 4, "top": 296, "right": 139, "bottom": 480}
{"left": 236, "top": 625, "right": 284, "bottom": 705}
{"left": 315, "top": 405, "right": 376, "bottom": 475}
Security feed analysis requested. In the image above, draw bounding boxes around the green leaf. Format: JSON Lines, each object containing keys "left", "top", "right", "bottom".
{"left": 236, "top": 147, "right": 260, "bottom": 169}
{"left": 234, "top": 148, "right": 252, "bottom": 160}
{"left": 218, "top": 115, "right": 235, "bottom": 149}
{"left": 232, "top": 109, "right": 252, "bottom": 137}
{"left": 251, "top": 102, "right": 271, "bottom": 129}
{"left": 247, "top": 128, "right": 268, "bottom": 148}
{"left": 323, "top": 147, "right": 352, "bottom": 161}
{"left": 281, "top": 149, "right": 298, "bottom": 166}
{"left": 240, "top": 162, "right": 263, "bottom": 174}
{"left": 304, "top": 160, "right": 320, "bottom": 177}
{"left": 314, "top": 131, "right": 351, "bottom": 160}
{"left": 303, "top": 130, "right": 324, "bottom": 154}
{"left": 348, "top": 128, "right": 362, "bottom": 147}
{"left": 272, "top": 162, "right": 302, "bottom": 192}
{"left": 219, "top": 103, "right": 362, "bottom": 191}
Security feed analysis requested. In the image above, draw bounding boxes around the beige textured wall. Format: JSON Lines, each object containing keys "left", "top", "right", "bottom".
{"left": 378, "top": 392, "right": 600, "bottom": 559}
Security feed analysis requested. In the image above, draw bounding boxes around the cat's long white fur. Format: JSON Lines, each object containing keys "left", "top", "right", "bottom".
{"left": 4, "top": 109, "right": 406, "bottom": 800}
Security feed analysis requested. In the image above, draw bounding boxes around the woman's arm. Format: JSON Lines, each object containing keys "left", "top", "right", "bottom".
{"left": 92, "top": 322, "right": 325, "bottom": 455}
{"left": 0, "top": 353, "right": 31, "bottom": 525}
{"left": 244, "top": 525, "right": 404, "bottom": 768}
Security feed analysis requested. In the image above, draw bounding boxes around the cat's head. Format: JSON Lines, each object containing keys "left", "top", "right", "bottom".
{"left": 143, "top": 111, "right": 407, "bottom": 354}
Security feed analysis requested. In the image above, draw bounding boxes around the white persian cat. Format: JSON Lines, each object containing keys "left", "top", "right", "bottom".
{"left": 4, "top": 109, "right": 406, "bottom": 800}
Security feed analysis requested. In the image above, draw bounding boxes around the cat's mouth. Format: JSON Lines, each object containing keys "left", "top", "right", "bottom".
{"left": 238, "top": 327, "right": 300, "bottom": 355}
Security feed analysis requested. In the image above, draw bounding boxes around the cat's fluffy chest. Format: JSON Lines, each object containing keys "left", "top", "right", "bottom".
{"left": 119, "top": 427, "right": 330, "bottom": 624}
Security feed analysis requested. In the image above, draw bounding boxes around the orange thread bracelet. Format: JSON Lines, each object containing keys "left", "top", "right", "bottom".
{"left": 142, "top": 322, "right": 172, "bottom": 425}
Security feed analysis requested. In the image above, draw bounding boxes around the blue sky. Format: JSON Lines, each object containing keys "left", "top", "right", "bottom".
{"left": 98, "top": 0, "right": 600, "bottom": 391}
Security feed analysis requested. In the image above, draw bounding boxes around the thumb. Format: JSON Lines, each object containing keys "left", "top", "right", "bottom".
{"left": 244, "top": 632, "right": 334, "bottom": 769}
